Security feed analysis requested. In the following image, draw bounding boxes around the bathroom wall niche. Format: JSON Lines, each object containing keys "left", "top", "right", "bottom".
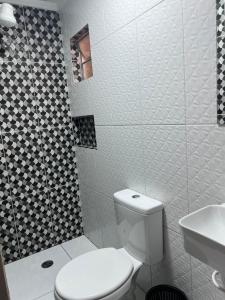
{"left": 73, "top": 115, "right": 97, "bottom": 149}
{"left": 70, "top": 24, "right": 93, "bottom": 83}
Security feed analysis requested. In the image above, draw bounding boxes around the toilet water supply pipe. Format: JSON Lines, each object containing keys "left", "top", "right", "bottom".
{"left": 212, "top": 270, "right": 225, "bottom": 292}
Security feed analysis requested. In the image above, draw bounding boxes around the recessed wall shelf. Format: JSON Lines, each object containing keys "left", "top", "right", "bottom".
{"left": 73, "top": 115, "right": 97, "bottom": 149}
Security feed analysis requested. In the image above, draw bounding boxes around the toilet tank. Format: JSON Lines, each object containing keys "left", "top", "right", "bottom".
{"left": 114, "top": 189, "right": 163, "bottom": 265}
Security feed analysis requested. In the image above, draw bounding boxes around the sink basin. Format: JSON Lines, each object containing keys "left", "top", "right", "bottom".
{"left": 179, "top": 205, "right": 225, "bottom": 274}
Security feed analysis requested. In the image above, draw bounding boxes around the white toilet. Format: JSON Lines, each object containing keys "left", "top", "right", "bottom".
{"left": 54, "top": 189, "right": 163, "bottom": 300}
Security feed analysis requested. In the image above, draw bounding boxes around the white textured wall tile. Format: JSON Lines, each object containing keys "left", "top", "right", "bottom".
{"left": 183, "top": 0, "right": 217, "bottom": 124}
{"left": 81, "top": 185, "right": 121, "bottom": 248}
{"left": 89, "top": 22, "right": 141, "bottom": 125}
{"left": 60, "top": 0, "right": 221, "bottom": 297}
{"left": 136, "top": 264, "right": 152, "bottom": 293}
{"left": 99, "top": 195, "right": 121, "bottom": 248}
{"left": 103, "top": 0, "right": 136, "bottom": 36}
{"left": 69, "top": 78, "right": 97, "bottom": 119}
{"left": 123, "top": 286, "right": 146, "bottom": 300}
{"left": 90, "top": 126, "right": 145, "bottom": 196}
{"left": 137, "top": 0, "right": 185, "bottom": 124}
{"left": 76, "top": 148, "right": 97, "bottom": 190}
{"left": 151, "top": 228, "right": 192, "bottom": 297}
{"left": 80, "top": 185, "right": 103, "bottom": 248}
{"left": 61, "top": 0, "right": 105, "bottom": 46}
{"left": 191, "top": 258, "right": 225, "bottom": 300}
{"left": 143, "top": 126, "right": 188, "bottom": 232}
{"left": 77, "top": 126, "right": 145, "bottom": 206}
{"left": 187, "top": 125, "right": 225, "bottom": 211}
{"left": 135, "top": 0, "right": 164, "bottom": 17}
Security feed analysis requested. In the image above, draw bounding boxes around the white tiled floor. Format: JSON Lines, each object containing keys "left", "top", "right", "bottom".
{"left": 5, "top": 236, "right": 96, "bottom": 300}
{"left": 5, "top": 235, "right": 145, "bottom": 300}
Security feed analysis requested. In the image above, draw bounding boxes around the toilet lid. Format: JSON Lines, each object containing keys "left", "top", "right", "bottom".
{"left": 55, "top": 248, "right": 133, "bottom": 300}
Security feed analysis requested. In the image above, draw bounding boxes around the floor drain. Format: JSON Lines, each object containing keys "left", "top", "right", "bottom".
{"left": 41, "top": 260, "right": 54, "bottom": 269}
{"left": 132, "top": 194, "right": 140, "bottom": 199}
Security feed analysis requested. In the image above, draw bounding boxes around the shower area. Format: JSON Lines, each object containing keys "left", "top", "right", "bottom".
{"left": 0, "top": 2, "right": 83, "bottom": 264}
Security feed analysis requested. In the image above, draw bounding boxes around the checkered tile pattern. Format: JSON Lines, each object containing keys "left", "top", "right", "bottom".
{"left": 14, "top": 192, "right": 54, "bottom": 258}
{"left": 0, "top": 198, "right": 20, "bottom": 263}
{"left": 0, "top": 141, "right": 10, "bottom": 201}
{"left": 0, "top": 4, "right": 83, "bottom": 264}
{"left": 2, "top": 130, "right": 46, "bottom": 198}
{"left": 0, "top": 5, "right": 29, "bottom": 61}
{"left": 0, "top": 61, "right": 38, "bottom": 132}
{"left": 42, "top": 126, "right": 78, "bottom": 188}
{"left": 50, "top": 183, "right": 82, "bottom": 244}
{"left": 32, "top": 62, "right": 71, "bottom": 128}
{"left": 73, "top": 115, "right": 97, "bottom": 149}
{"left": 71, "top": 51, "right": 82, "bottom": 83}
{"left": 24, "top": 7, "right": 64, "bottom": 63}
{"left": 217, "top": 0, "right": 225, "bottom": 124}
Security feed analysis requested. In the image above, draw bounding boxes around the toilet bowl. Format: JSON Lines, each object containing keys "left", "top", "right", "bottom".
{"left": 55, "top": 189, "right": 163, "bottom": 300}
{"left": 54, "top": 248, "right": 142, "bottom": 300}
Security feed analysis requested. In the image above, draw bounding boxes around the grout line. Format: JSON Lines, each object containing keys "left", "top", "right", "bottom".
{"left": 32, "top": 290, "right": 54, "bottom": 300}
{"left": 0, "top": 132, "right": 22, "bottom": 261}
{"left": 164, "top": 225, "right": 182, "bottom": 236}
{"left": 135, "top": 284, "right": 146, "bottom": 295}
{"left": 60, "top": 244, "right": 73, "bottom": 260}
{"left": 0, "top": 123, "right": 73, "bottom": 136}
{"left": 180, "top": 0, "right": 190, "bottom": 217}
{"left": 0, "top": 58, "right": 65, "bottom": 66}
{"left": 179, "top": 3, "right": 194, "bottom": 293}
{"left": 93, "top": 123, "right": 218, "bottom": 127}
{"left": 92, "top": 0, "right": 167, "bottom": 48}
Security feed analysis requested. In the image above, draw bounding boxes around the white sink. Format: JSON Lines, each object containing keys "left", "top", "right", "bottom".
{"left": 179, "top": 205, "right": 225, "bottom": 275}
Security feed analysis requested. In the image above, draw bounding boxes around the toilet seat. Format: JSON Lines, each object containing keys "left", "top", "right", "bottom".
{"left": 55, "top": 248, "right": 134, "bottom": 300}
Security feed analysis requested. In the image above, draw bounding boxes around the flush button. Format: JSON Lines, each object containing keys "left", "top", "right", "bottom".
{"left": 132, "top": 194, "right": 140, "bottom": 199}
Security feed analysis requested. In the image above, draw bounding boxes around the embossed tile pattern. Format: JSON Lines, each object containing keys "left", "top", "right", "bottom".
{"left": 187, "top": 125, "right": 225, "bottom": 211}
{"left": 62, "top": 0, "right": 221, "bottom": 297}
{"left": 151, "top": 228, "right": 191, "bottom": 296}
{"left": 184, "top": 0, "right": 216, "bottom": 124}
{"left": 143, "top": 126, "right": 188, "bottom": 233}
{"left": 137, "top": 0, "right": 185, "bottom": 124}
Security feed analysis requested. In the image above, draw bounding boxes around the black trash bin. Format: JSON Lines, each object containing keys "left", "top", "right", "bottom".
{"left": 146, "top": 285, "right": 188, "bottom": 300}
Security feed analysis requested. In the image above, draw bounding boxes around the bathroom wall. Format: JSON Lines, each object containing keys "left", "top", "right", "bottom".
{"left": 60, "top": 0, "right": 224, "bottom": 299}
{"left": 0, "top": 4, "right": 83, "bottom": 264}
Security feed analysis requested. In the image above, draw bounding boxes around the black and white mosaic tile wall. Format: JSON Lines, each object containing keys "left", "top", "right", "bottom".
{"left": 73, "top": 115, "right": 97, "bottom": 149}
{"left": 0, "top": 5, "right": 83, "bottom": 264}
{"left": 217, "top": 0, "right": 225, "bottom": 124}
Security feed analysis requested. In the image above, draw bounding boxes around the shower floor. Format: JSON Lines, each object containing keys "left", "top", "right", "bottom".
{"left": 5, "top": 236, "right": 96, "bottom": 300}
{"left": 5, "top": 235, "right": 145, "bottom": 300}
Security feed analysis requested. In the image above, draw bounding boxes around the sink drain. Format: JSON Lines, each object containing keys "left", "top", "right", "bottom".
{"left": 41, "top": 260, "right": 54, "bottom": 269}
